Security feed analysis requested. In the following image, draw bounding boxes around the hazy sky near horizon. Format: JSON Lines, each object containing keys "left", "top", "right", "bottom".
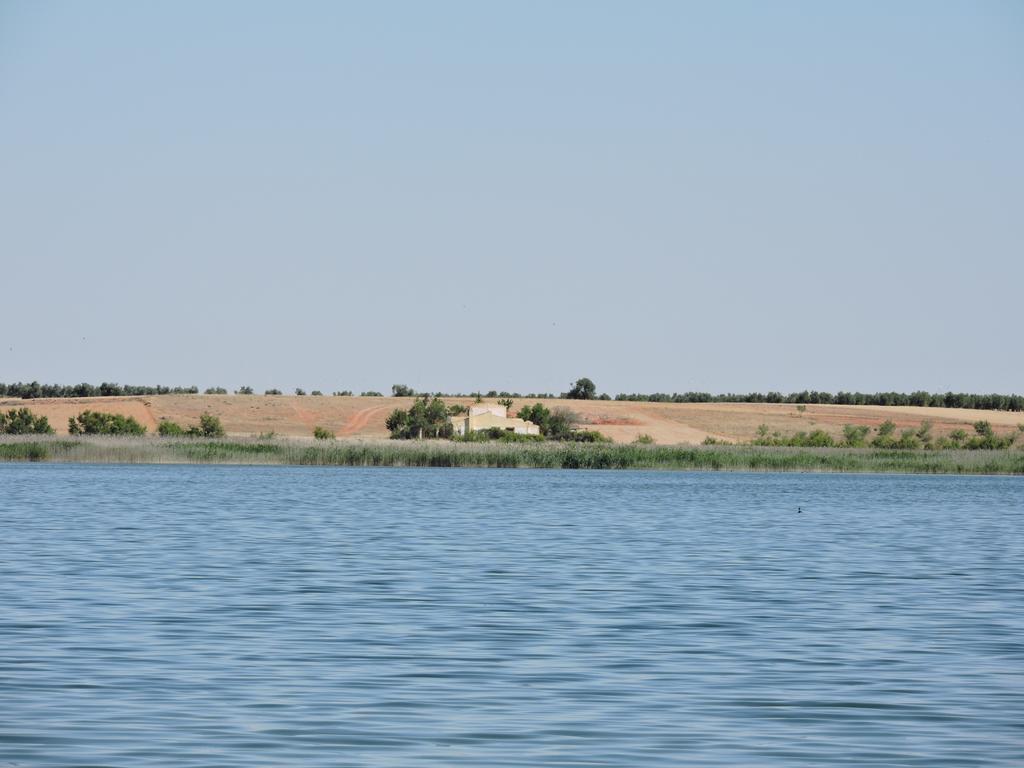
{"left": 2, "top": 1, "right": 1022, "bottom": 395}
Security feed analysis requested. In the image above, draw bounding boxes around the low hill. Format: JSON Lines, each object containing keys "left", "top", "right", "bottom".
{"left": 3, "top": 394, "right": 1021, "bottom": 444}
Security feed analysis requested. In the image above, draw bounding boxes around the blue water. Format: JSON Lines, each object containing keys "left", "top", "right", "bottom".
{"left": 1, "top": 465, "right": 1022, "bottom": 766}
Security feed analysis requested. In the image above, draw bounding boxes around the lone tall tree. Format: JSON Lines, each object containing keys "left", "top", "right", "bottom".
{"left": 567, "top": 377, "right": 596, "bottom": 400}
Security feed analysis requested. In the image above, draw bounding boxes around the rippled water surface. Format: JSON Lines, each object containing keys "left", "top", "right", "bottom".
{"left": 2, "top": 465, "right": 1023, "bottom": 766}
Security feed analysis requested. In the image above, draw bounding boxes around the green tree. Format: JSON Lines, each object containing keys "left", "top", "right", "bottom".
{"left": 392, "top": 384, "right": 415, "bottom": 397}
{"left": 385, "top": 396, "right": 453, "bottom": 439}
{"left": 566, "top": 377, "right": 596, "bottom": 400}
{"left": 516, "top": 403, "right": 579, "bottom": 439}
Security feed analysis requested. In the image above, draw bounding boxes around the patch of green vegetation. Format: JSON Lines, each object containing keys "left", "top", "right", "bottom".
{"left": 158, "top": 420, "right": 185, "bottom": 437}
{"left": 68, "top": 411, "right": 146, "bottom": 435}
{"left": 157, "top": 414, "right": 225, "bottom": 438}
{"left": 0, "top": 408, "right": 54, "bottom": 435}
{"left": 313, "top": 426, "right": 334, "bottom": 440}
{"left": 386, "top": 396, "right": 454, "bottom": 439}
{"left": 0, "top": 442, "right": 50, "bottom": 461}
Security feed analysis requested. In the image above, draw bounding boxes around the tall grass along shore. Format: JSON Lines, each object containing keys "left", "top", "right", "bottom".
{"left": 1, "top": 436, "right": 1022, "bottom": 474}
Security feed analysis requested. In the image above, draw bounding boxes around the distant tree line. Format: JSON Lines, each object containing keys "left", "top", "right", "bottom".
{"left": 613, "top": 390, "right": 1024, "bottom": 411}
{"left": 3, "top": 380, "right": 1021, "bottom": 413}
{"left": 0, "top": 382, "right": 200, "bottom": 398}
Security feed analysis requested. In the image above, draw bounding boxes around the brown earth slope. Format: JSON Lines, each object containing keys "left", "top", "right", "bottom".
{"left": 3, "top": 395, "right": 1022, "bottom": 445}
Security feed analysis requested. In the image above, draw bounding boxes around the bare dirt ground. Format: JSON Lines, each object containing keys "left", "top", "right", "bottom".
{"left": 4, "top": 395, "right": 1021, "bottom": 445}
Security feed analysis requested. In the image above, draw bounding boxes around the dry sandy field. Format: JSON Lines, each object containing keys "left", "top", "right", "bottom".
{"left": 3, "top": 395, "right": 1022, "bottom": 445}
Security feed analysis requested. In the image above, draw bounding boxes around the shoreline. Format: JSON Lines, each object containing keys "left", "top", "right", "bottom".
{"left": 2, "top": 436, "right": 1022, "bottom": 475}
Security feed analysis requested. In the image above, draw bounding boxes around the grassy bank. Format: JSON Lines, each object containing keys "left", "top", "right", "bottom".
{"left": 1, "top": 436, "right": 1022, "bottom": 474}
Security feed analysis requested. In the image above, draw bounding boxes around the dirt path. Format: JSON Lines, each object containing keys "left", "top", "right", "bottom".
{"left": 340, "top": 404, "right": 391, "bottom": 436}
{"left": 290, "top": 401, "right": 318, "bottom": 429}
{"left": 137, "top": 399, "right": 160, "bottom": 432}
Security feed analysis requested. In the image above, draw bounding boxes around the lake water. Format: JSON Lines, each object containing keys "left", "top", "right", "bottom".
{"left": 2, "top": 465, "right": 1022, "bottom": 766}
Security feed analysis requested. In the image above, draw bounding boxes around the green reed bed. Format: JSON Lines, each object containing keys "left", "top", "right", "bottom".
{"left": 1, "top": 436, "right": 1022, "bottom": 474}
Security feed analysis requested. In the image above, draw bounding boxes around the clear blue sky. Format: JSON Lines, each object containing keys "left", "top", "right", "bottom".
{"left": 2, "top": 1, "right": 1021, "bottom": 395}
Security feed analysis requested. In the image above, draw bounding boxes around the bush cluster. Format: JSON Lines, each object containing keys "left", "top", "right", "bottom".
{"left": 157, "top": 414, "right": 226, "bottom": 438}
{"left": 456, "top": 428, "right": 544, "bottom": 443}
{"left": 68, "top": 411, "right": 146, "bottom": 435}
{"left": 753, "top": 419, "right": 1017, "bottom": 451}
{"left": 0, "top": 408, "right": 54, "bottom": 434}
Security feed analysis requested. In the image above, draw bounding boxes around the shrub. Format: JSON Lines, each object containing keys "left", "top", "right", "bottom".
{"left": 842, "top": 424, "right": 870, "bottom": 447}
{"left": 68, "top": 411, "right": 146, "bottom": 435}
{"left": 295, "top": 388, "right": 306, "bottom": 396}
{"left": 0, "top": 408, "right": 54, "bottom": 435}
{"left": 265, "top": 389, "right": 282, "bottom": 395}
{"left": 361, "top": 391, "right": 383, "bottom": 397}
{"left": 896, "top": 429, "right": 922, "bottom": 450}
{"left": 157, "top": 420, "right": 185, "bottom": 437}
{"left": 796, "top": 404, "right": 807, "bottom": 413}
{"left": 236, "top": 386, "right": 254, "bottom": 395}
{"left": 333, "top": 391, "right": 353, "bottom": 397}
{"left": 568, "top": 429, "right": 611, "bottom": 443}
{"left": 189, "top": 414, "right": 226, "bottom": 438}
{"left": 311, "top": 391, "right": 323, "bottom": 396}
{"left": 204, "top": 387, "right": 228, "bottom": 394}
{"left": 803, "top": 429, "right": 834, "bottom": 447}
{"left": 633, "top": 433, "right": 655, "bottom": 445}
{"left": 392, "top": 384, "right": 415, "bottom": 397}
{"left": 873, "top": 420, "right": 897, "bottom": 444}
{"left": 455, "top": 428, "right": 543, "bottom": 443}
{"left": 313, "top": 426, "right": 334, "bottom": 440}
{"left": 497, "top": 397, "right": 514, "bottom": 410}
{"left": 973, "top": 420, "right": 994, "bottom": 438}
{"left": 448, "top": 404, "right": 469, "bottom": 416}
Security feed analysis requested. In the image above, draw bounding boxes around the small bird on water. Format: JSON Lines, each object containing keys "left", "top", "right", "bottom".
{"left": 797, "top": 506, "right": 803, "bottom": 513}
